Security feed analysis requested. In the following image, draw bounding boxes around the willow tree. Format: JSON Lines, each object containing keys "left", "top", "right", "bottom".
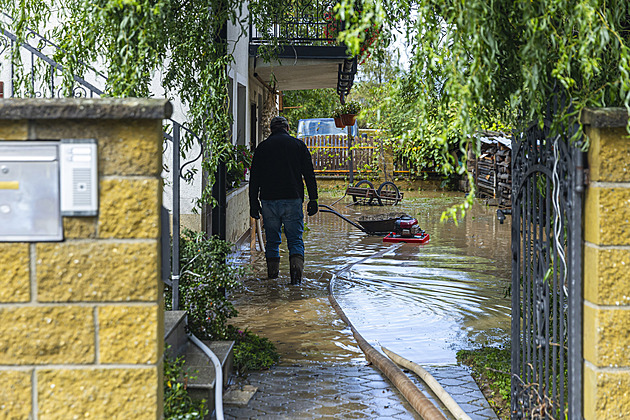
{"left": 336, "top": 0, "right": 630, "bottom": 218}
{"left": 0, "top": 0, "right": 271, "bottom": 205}
{"left": 3, "top": 0, "right": 630, "bottom": 214}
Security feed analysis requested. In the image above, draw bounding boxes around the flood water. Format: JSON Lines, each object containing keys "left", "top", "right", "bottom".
{"left": 230, "top": 190, "right": 511, "bottom": 367}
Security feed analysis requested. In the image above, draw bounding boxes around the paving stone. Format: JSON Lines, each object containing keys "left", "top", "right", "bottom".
{"left": 365, "top": 381, "right": 394, "bottom": 390}
{"left": 309, "top": 405, "right": 350, "bottom": 416}
{"left": 342, "top": 411, "right": 375, "bottom": 419}
{"left": 224, "top": 362, "right": 497, "bottom": 420}
{"left": 438, "top": 377, "right": 468, "bottom": 387}
{"left": 285, "top": 390, "right": 316, "bottom": 399}
{"left": 224, "top": 406, "right": 262, "bottom": 419}
{"left": 289, "top": 413, "right": 323, "bottom": 420}
{"left": 344, "top": 392, "right": 368, "bottom": 401}
{"left": 444, "top": 386, "right": 470, "bottom": 396}
{"left": 287, "top": 400, "right": 324, "bottom": 412}
{"left": 317, "top": 387, "right": 341, "bottom": 395}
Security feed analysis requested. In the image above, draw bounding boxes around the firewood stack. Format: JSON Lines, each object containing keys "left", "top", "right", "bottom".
{"left": 469, "top": 131, "right": 512, "bottom": 209}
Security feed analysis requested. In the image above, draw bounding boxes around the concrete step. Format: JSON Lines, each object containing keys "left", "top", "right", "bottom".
{"left": 164, "top": 310, "right": 187, "bottom": 358}
{"left": 164, "top": 311, "right": 235, "bottom": 418}
{"left": 185, "top": 339, "right": 234, "bottom": 412}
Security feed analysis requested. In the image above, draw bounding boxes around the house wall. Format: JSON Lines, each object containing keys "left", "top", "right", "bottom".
{"left": 581, "top": 108, "right": 630, "bottom": 420}
{"left": 0, "top": 98, "right": 168, "bottom": 419}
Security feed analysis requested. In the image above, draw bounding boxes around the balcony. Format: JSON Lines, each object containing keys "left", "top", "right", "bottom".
{"left": 249, "top": 1, "right": 356, "bottom": 95}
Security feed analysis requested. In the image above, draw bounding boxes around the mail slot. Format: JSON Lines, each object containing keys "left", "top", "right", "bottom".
{"left": 0, "top": 142, "right": 63, "bottom": 241}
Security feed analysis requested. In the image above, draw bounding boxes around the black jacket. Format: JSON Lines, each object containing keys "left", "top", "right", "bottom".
{"left": 249, "top": 129, "right": 318, "bottom": 204}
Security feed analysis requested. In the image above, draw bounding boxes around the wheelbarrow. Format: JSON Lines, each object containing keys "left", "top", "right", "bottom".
{"left": 331, "top": 180, "right": 404, "bottom": 206}
{"left": 318, "top": 204, "right": 408, "bottom": 234}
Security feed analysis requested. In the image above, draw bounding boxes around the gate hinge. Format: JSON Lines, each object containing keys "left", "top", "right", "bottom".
{"left": 583, "top": 168, "right": 589, "bottom": 187}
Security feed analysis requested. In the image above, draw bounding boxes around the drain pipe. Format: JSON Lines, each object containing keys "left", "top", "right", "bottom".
{"left": 187, "top": 333, "right": 224, "bottom": 420}
{"left": 382, "top": 347, "right": 472, "bottom": 420}
{"left": 328, "top": 245, "right": 447, "bottom": 420}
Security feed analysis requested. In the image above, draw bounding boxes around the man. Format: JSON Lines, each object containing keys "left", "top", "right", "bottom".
{"left": 249, "top": 116, "right": 318, "bottom": 285}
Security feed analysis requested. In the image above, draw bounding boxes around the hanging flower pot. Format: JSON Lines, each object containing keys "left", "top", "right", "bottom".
{"left": 339, "top": 100, "right": 361, "bottom": 127}
{"left": 341, "top": 113, "right": 356, "bottom": 126}
{"left": 334, "top": 116, "right": 345, "bottom": 128}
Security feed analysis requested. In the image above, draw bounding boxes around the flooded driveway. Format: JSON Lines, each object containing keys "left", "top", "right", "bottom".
{"left": 230, "top": 190, "right": 511, "bottom": 366}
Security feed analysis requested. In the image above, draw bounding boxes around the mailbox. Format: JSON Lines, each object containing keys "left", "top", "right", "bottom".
{"left": 0, "top": 142, "right": 63, "bottom": 241}
{"left": 0, "top": 139, "right": 98, "bottom": 242}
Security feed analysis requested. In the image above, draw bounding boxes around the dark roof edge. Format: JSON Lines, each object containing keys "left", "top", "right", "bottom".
{"left": 0, "top": 98, "right": 172, "bottom": 120}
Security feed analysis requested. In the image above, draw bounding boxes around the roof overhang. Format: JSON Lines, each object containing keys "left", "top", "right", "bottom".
{"left": 249, "top": 45, "right": 351, "bottom": 91}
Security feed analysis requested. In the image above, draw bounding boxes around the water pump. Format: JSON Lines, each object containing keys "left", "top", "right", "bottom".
{"left": 393, "top": 215, "right": 421, "bottom": 238}
{"left": 383, "top": 215, "right": 430, "bottom": 244}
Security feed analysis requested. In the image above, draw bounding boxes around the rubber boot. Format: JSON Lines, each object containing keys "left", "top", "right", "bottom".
{"left": 289, "top": 254, "right": 304, "bottom": 285}
{"left": 266, "top": 257, "right": 280, "bottom": 279}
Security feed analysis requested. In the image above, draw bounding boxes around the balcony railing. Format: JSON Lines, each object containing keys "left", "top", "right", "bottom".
{"left": 249, "top": 0, "right": 342, "bottom": 46}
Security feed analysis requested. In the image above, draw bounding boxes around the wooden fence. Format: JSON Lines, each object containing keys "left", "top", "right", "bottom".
{"left": 303, "top": 135, "right": 379, "bottom": 176}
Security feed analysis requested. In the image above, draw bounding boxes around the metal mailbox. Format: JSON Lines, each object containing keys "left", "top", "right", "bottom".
{"left": 0, "top": 142, "right": 63, "bottom": 241}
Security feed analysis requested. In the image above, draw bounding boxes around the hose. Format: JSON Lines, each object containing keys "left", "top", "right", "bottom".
{"left": 382, "top": 347, "right": 472, "bottom": 420}
{"left": 188, "top": 333, "right": 224, "bottom": 420}
{"left": 328, "top": 245, "right": 448, "bottom": 420}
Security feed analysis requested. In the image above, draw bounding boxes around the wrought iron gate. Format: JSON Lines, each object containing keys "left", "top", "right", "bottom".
{"left": 511, "top": 118, "right": 584, "bottom": 419}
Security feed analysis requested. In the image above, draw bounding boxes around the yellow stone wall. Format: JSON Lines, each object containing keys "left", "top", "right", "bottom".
{"left": 582, "top": 108, "right": 630, "bottom": 420}
{"left": 0, "top": 99, "right": 167, "bottom": 419}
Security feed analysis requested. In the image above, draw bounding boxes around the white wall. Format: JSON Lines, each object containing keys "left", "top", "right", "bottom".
{"left": 1, "top": 8, "right": 267, "bottom": 240}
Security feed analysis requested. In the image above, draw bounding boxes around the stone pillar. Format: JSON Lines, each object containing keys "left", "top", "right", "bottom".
{"left": 581, "top": 108, "right": 630, "bottom": 420}
{"left": 0, "top": 98, "right": 170, "bottom": 419}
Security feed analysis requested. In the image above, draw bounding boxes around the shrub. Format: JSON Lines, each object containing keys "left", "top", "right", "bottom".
{"left": 164, "top": 352, "right": 208, "bottom": 420}
{"left": 226, "top": 144, "right": 253, "bottom": 190}
{"left": 166, "top": 231, "right": 280, "bottom": 377}
{"left": 228, "top": 326, "right": 280, "bottom": 375}
{"left": 166, "top": 229, "right": 246, "bottom": 339}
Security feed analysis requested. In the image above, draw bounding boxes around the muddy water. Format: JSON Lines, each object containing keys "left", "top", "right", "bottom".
{"left": 230, "top": 190, "right": 511, "bottom": 366}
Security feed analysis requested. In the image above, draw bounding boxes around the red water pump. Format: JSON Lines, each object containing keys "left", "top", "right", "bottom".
{"left": 393, "top": 215, "right": 421, "bottom": 238}
{"left": 383, "top": 215, "right": 430, "bottom": 244}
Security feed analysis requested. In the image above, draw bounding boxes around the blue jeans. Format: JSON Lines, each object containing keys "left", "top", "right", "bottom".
{"left": 261, "top": 199, "right": 304, "bottom": 259}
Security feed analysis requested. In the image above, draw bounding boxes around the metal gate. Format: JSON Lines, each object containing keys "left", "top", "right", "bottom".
{"left": 510, "top": 117, "right": 584, "bottom": 419}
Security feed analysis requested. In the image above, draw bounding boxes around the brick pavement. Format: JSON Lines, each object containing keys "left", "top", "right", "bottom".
{"left": 224, "top": 362, "right": 498, "bottom": 419}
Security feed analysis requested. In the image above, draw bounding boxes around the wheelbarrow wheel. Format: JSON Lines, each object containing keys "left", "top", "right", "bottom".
{"left": 376, "top": 181, "right": 402, "bottom": 205}
{"left": 352, "top": 180, "right": 376, "bottom": 205}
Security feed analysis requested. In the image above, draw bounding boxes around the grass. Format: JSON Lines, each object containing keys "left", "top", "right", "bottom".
{"left": 456, "top": 346, "right": 511, "bottom": 419}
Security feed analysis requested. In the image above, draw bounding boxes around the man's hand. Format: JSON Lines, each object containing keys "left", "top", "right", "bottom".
{"left": 307, "top": 200, "right": 318, "bottom": 216}
{"left": 250, "top": 201, "right": 261, "bottom": 219}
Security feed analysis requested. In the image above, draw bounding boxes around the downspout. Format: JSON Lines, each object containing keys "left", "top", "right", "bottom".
{"left": 211, "top": 0, "right": 230, "bottom": 240}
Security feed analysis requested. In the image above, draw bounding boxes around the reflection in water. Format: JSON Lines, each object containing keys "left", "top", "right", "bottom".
{"left": 230, "top": 191, "right": 511, "bottom": 367}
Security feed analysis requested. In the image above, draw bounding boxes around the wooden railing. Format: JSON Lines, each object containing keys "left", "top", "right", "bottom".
{"left": 303, "top": 135, "right": 442, "bottom": 180}
{"left": 303, "top": 135, "right": 379, "bottom": 176}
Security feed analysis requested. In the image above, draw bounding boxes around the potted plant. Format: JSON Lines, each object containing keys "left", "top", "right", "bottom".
{"left": 340, "top": 100, "right": 361, "bottom": 126}
{"left": 332, "top": 107, "right": 345, "bottom": 128}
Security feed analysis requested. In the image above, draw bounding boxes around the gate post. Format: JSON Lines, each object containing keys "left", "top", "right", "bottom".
{"left": 0, "top": 98, "right": 170, "bottom": 419}
{"left": 582, "top": 108, "right": 630, "bottom": 420}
